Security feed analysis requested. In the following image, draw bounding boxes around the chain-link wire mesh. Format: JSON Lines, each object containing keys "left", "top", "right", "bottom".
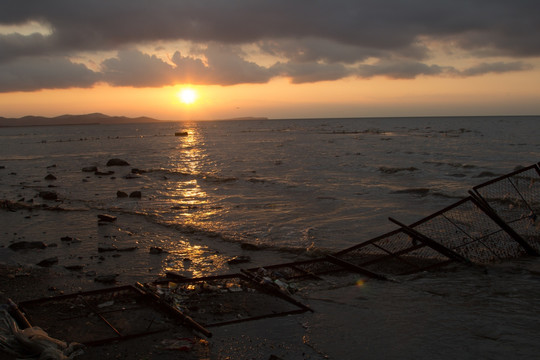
{"left": 334, "top": 228, "right": 452, "bottom": 275}
{"left": 410, "top": 197, "right": 527, "bottom": 264}
{"left": 473, "top": 165, "right": 540, "bottom": 252}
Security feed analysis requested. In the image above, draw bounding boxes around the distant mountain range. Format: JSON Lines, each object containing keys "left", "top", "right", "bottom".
{"left": 0, "top": 113, "right": 162, "bottom": 127}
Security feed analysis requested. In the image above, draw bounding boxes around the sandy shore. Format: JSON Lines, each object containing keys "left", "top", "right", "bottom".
{"left": 3, "top": 258, "right": 540, "bottom": 360}
{"left": 3, "top": 204, "right": 540, "bottom": 359}
{"left": 0, "top": 263, "right": 325, "bottom": 360}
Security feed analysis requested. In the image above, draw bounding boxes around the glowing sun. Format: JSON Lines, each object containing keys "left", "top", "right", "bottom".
{"left": 177, "top": 88, "right": 198, "bottom": 104}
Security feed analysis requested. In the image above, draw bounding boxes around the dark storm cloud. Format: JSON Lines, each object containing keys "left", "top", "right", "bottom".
{"left": 0, "top": 56, "right": 99, "bottom": 92}
{"left": 0, "top": 0, "right": 538, "bottom": 91}
{"left": 101, "top": 45, "right": 274, "bottom": 87}
{"left": 272, "top": 61, "right": 352, "bottom": 84}
{"left": 357, "top": 61, "right": 449, "bottom": 79}
{"left": 460, "top": 61, "right": 534, "bottom": 77}
{"left": 101, "top": 49, "right": 174, "bottom": 87}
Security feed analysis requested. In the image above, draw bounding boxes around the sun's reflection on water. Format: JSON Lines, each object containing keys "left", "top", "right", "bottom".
{"left": 159, "top": 123, "right": 229, "bottom": 277}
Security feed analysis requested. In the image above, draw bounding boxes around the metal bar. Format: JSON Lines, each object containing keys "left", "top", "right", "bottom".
{"left": 325, "top": 255, "right": 390, "bottom": 281}
{"left": 507, "top": 176, "right": 536, "bottom": 215}
{"left": 82, "top": 328, "right": 171, "bottom": 347}
{"left": 335, "top": 228, "right": 404, "bottom": 255}
{"left": 205, "top": 309, "right": 308, "bottom": 328}
{"left": 18, "top": 285, "right": 137, "bottom": 306}
{"left": 360, "top": 242, "right": 425, "bottom": 270}
{"left": 440, "top": 212, "right": 503, "bottom": 261}
{"left": 468, "top": 191, "right": 538, "bottom": 256}
{"left": 135, "top": 282, "right": 213, "bottom": 338}
{"left": 389, "top": 217, "right": 470, "bottom": 264}
{"left": 79, "top": 295, "right": 122, "bottom": 338}
{"left": 240, "top": 270, "right": 314, "bottom": 313}
{"left": 472, "top": 164, "right": 540, "bottom": 190}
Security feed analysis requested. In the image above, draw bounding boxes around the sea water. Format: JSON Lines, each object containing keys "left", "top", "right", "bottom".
{"left": 0, "top": 116, "right": 539, "bottom": 278}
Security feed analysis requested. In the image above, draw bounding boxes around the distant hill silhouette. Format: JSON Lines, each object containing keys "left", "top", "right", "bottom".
{"left": 0, "top": 113, "right": 162, "bottom": 127}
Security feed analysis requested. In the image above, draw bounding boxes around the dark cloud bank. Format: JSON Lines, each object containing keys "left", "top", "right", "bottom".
{"left": 0, "top": 0, "right": 538, "bottom": 91}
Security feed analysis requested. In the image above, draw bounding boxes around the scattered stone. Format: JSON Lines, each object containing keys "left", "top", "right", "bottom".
{"left": 94, "top": 274, "right": 118, "bottom": 283}
{"left": 149, "top": 246, "right": 165, "bottom": 254}
{"left": 46, "top": 164, "right": 57, "bottom": 168}
{"left": 64, "top": 265, "right": 84, "bottom": 271}
{"left": 474, "top": 171, "right": 498, "bottom": 178}
{"left": 117, "top": 191, "right": 128, "bottom": 198}
{"left": 85, "top": 270, "right": 97, "bottom": 277}
{"left": 98, "top": 214, "right": 117, "bottom": 222}
{"left": 98, "top": 245, "right": 118, "bottom": 252}
{"left": 129, "top": 191, "right": 142, "bottom": 198}
{"left": 106, "top": 158, "right": 130, "bottom": 166}
{"left": 60, "top": 236, "right": 81, "bottom": 243}
{"left": 37, "top": 257, "right": 58, "bottom": 267}
{"left": 44, "top": 174, "right": 57, "bottom": 180}
{"left": 227, "top": 255, "right": 251, "bottom": 265}
{"left": 131, "top": 168, "right": 147, "bottom": 174}
{"left": 97, "top": 300, "right": 115, "bottom": 308}
{"left": 241, "top": 243, "right": 260, "bottom": 251}
{"left": 123, "top": 173, "right": 140, "bottom": 179}
{"left": 9, "top": 241, "right": 47, "bottom": 251}
{"left": 95, "top": 170, "right": 114, "bottom": 176}
{"left": 117, "top": 246, "right": 138, "bottom": 252}
{"left": 38, "top": 191, "right": 58, "bottom": 200}
{"left": 0, "top": 166, "right": 5, "bottom": 169}
{"left": 82, "top": 166, "right": 98, "bottom": 172}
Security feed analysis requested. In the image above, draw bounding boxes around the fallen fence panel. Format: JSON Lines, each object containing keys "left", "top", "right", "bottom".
{"left": 407, "top": 196, "right": 530, "bottom": 264}
{"left": 151, "top": 273, "right": 311, "bottom": 328}
{"left": 472, "top": 164, "right": 540, "bottom": 253}
{"left": 17, "top": 285, "right": 210, "bottom": 346}
{"left": 333, "top": 228, "right": 454, "bottom": 275}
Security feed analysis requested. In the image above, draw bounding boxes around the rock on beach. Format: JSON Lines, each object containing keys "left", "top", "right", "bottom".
{"left": 106, "top": 158, "right": 130, "bottom": 166}
{"left": 98, "top": 214, "right": 117, "bottom": 222}
{"left": 82, "top": 166, "right": 98, "bottom": 172}
{"left": 9, "top": 241, "right": 47, "bottom": 251}
{"left": 37, "top": 257, "right": 58, "bottom": 267}
{"left": 38, "top": 191, "right": 58, "bottom": 200}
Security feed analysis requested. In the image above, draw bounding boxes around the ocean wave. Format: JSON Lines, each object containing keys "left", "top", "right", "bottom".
{"left": 423, "top": 161, "right": 477, "bottom": 169}
{"left": 0, "top": 199, "right": 90, "bottom": 212}
{"left": 379, "top": 166, "right": 419, "bottom": 174}
{"left": 390, "top": 188, "right": 430, "bottom": 196}
{"left": 134, "top": 168, "right": 238, "bottom": 183}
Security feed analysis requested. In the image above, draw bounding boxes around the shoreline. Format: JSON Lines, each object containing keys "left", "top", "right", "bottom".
{"left": 3, "top": 257, "right": 540, "bottom": 360}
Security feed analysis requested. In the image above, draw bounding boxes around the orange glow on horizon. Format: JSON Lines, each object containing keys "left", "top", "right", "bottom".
{"left": 1, "top": 64, "right": 540, "bottom": 120}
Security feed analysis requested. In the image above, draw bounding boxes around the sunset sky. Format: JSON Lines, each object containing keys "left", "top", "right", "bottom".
{"left": 1, "top": 0, "right": 539, "bottom": 120}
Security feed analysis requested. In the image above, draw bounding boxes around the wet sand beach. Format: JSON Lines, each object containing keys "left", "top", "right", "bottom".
{"left": 2, "top": 208, "right": 540, "bottom": 359}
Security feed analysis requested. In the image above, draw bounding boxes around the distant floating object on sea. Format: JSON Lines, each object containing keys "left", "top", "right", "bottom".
{"left": 175, "top": 131, "right": 188, "bottom": 137}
